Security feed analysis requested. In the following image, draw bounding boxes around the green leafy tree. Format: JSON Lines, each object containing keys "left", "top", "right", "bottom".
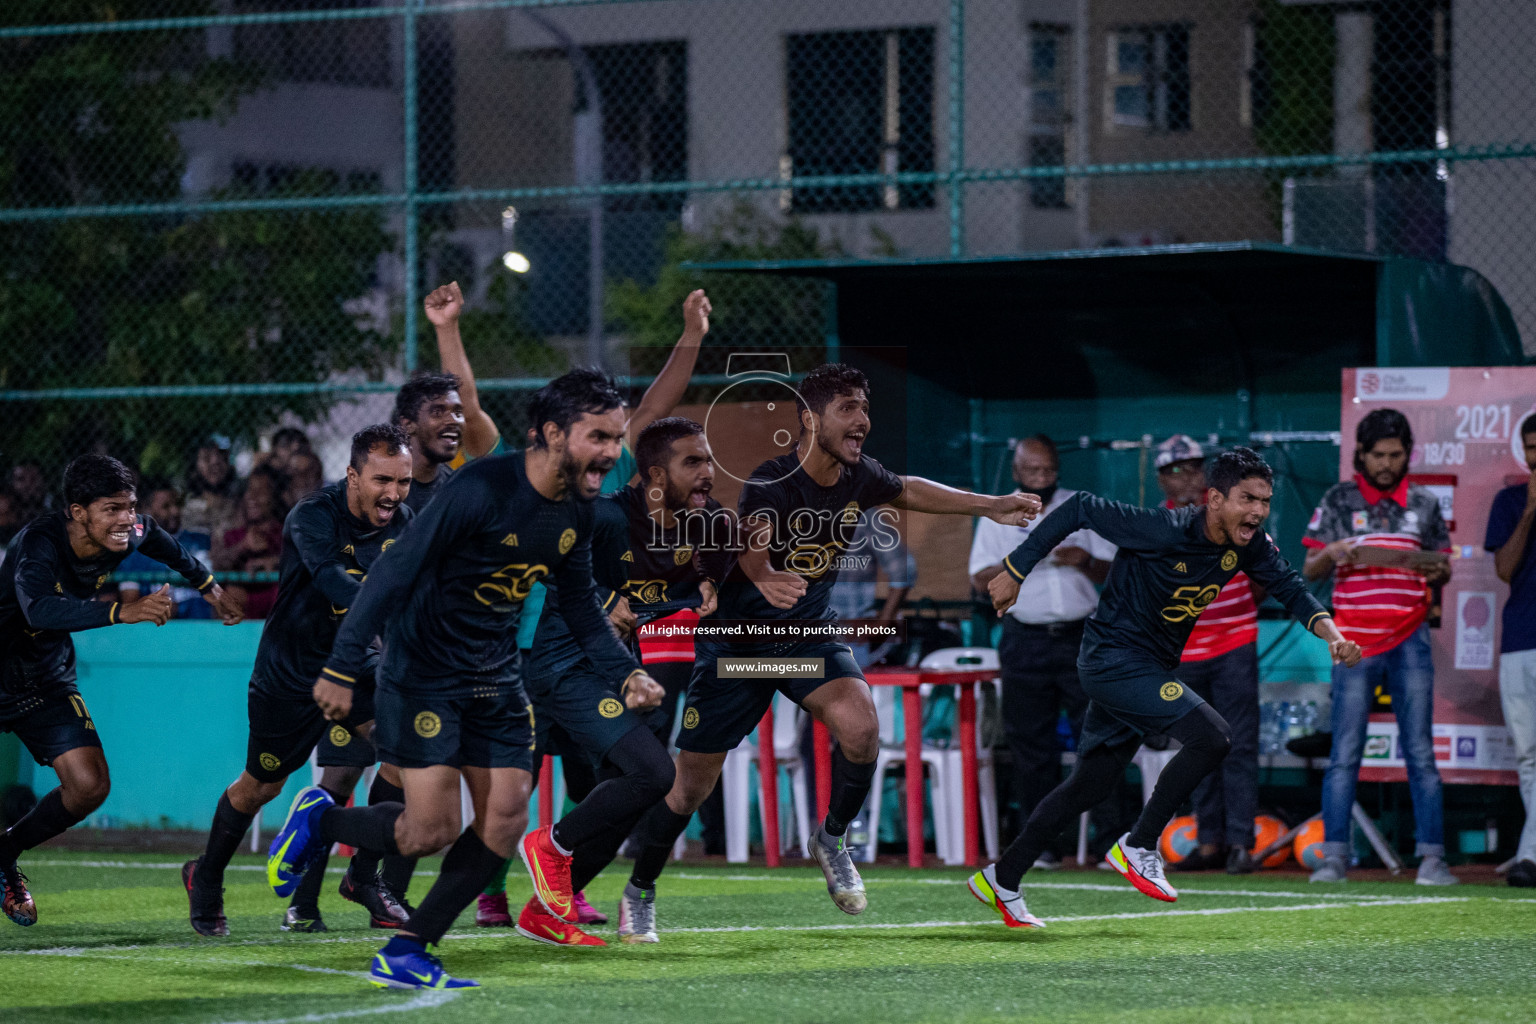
{"left": 0, "top": 2, "right": 395, "bottom": 480}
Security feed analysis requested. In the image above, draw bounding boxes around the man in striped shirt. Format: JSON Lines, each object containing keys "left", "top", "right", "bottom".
{"left": 1302, "top": 408, "right": 1456, "bottom": 886}
{"left": 1155, "top": 436, "right": 1262, "bottom": 875}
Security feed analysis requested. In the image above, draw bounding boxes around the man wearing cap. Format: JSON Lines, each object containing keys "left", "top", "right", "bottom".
{"left": 1155, "top": 436, "right": 1263, "bottom": 874}
{"left": 970, "top": 435, "right": 1114, "bottom": 864}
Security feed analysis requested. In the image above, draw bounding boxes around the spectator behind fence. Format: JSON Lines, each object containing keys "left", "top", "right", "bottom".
{"left": 1155, "top": 436, "right": 1263, "bottom": 875}
{"left": 259, "top": 427, "right": 314, "bottom": 477}
{"left": 1485, "top": 411, "right": 1536, "bottom": 888}
{"left": 282, "top": 451, "right": 324, "bottom": 509}
{"left": 182, "top": 435, "right": 236, "bottom": 539}
{"left": 216, "top": 465, "right": 285, "bottom": 618}
{"left": 115, "top": 483, "right": 213, "bottom": 620}
{"left": 1302, "top": 408, "right": 1456, "bottom": 886}
{"left": 969, "top": 435, "right": 1113, "bottom": 864}
{"left": 0, "top": 488, "right": 20, "bottom": 548}
{"left": 9, "top": 459, "right": 55, "bottom": 522}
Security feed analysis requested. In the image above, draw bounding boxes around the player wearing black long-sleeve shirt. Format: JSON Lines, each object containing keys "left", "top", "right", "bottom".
{"left": 183, "top": 425, "right": 415, "bottom": 937}
{"left": 626, "top": 365, "right": 1040, "bottom": 934}
{"left": 0, "top": 455, "right": 241, "bottom": 928}
{"left": 969, "top": 449, "right": 1363, "bottom": 928}
{"left": 274, "top": 370, "right": 661, "bottom": 991}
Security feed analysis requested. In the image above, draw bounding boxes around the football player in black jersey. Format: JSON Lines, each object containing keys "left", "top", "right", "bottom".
{"left": 626, "top": 364, "right": 1040, "bottom": 932}
{"left": 183, "top": 426, "right": 414, "bottom": 937}
{"left": 0, "top": 455, "right": 242, "bottom": 927}
{"left": 970, "top": 448, "right": 1361, "bottom": 927}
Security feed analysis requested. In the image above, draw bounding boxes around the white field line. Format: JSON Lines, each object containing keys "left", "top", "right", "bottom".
{"left": 216, "top": 988, "right": 460, "bottom": 1024}
{"left": 28, "top": 861, "right": 1407, "bottom": 902}
{"left": 2, "top": 894, "right": 1474, "bottom": 961}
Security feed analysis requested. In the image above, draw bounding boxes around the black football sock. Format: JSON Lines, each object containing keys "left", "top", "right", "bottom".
{"left": 318, "top": 802, "right": 402, "bottom": 857}
{"left": 195, "top": 791, "right": 257, "bottom": 891}
{"left": 551, "top": 729, "right": 674, "bottom": 852}
{"left": 0, "top": 788, "right": 85, "bottom": 867}
{"left": 822, "top": 747, "right": 877, "bottom": 838}
{"left": 348, "top": 776, "right": 404, "bottom": 883}
{"left": 403, "top": 827, "right": 505, "bottom": 946}
{"left": 1126, "top": 704, "right": 1232, "bottom": 851}
{"left": 994, "top": 741, "right": 1135, "bottom": 892}
{"left": 290, "top": 847, "right": 330, "bottom": 915}
{"left": 629, "top": 803, "right": 691, "bottom": 892}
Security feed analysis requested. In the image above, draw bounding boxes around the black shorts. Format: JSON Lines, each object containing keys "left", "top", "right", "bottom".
{"left": 246, "top": 678, "right": 376, "bottom": 784}
{"left": 372, "top": 682, "right": 534, "bottom": 772}
{"left": 1076, "top": 658, "right": 1207, "bottom": 753}
{"left": 0, "top": 688, "right": 103, "bottom": 767}
{"left": 315, "top": 720, "right": 379, "bottom": 770}
{"left": 526, "top": 661, "right": 644, "bottom": 769}
{"left": 675, "top": 642, "right": 863, "bottom": 755}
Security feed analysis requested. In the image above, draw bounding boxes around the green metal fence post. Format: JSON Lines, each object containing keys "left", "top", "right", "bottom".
{"left": 402, "top": 0, "right": 421, "bottom": 373}
{"left": 948, "top": 0, "right": 965, "bottom": 258}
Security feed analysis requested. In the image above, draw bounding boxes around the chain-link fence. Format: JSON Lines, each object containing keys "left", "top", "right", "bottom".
{"left": 2, "top": 1, "right": 1534, "bottom": 538}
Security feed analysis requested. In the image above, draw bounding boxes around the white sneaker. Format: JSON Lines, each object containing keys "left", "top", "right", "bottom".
{"left": 617, "top": 882, "right": 658, "bottom": 943}
{"left": 1106, "top": 833, "right": 1178, "bottom": 902}
{"left": 1415, "top": 856, "right": 1460, "bottom": 887}
{"left": 1309, "top": 856, "right": 1347, "bottom": 883}
{"left": 810, "top": 826, "right": 867, "bottom": 915}
{"left": 968, "top": 865, "right": 1045, "bottom": 929}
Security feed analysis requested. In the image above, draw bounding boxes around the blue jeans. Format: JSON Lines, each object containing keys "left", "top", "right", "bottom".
{"left": 1321, "top": 625, "right": 1445, "bottom": 858}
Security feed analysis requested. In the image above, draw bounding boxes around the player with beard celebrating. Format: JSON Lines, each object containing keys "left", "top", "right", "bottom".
{"left": 1, "top": 455, "right": 242, "bottom": 927}
{"left": 970, "top": 448, "right": 1362, "bottom": 928}
{"left": 182, "top": 426, "right": 414, "bottom": 936}
{"left": 269, "top": 370, "right": 660, "bottom": 990}
{"left": 497, "top": 416, "right": 732, "bottom": 946}
{"left": 625, "top": 364, "right": 1039, "bottom": 932}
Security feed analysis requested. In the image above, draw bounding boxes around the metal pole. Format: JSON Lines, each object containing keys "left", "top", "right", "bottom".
{"left": 402, "top": 0, "right": 421, "bottom": 373}
{"left": 947, "top": 0, "right": 965, "bottom": 257}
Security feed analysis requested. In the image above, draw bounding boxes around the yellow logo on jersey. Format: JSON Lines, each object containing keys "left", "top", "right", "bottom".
{"left": 626, "top": 579, "right": 667, "bottom": 604}
{"left": 1221, "top": 550, "right": 1238, "bottom": 571}
{"left": 559, "top": 528, "right": 577, "bottom": 554}
{"left": 840, "top": 501, "right": 861, "bottom": 526}
{"left": 475, "top": 563, "right": 550, "bottom": 607}
{"left": 1174, "top": 562, "right": 1187, "bottom": 573}
{"left": 414, "top": 712, "right": 442, "bottom": 738}
{"left": 382, "top": 539, "right": 396, "bottom": 552}
{"left": 598, "top": 698, "right": 624, "bottom": 719}
{"left": 502, "top": 533, "right": 519, "bottom": 547}
{"left": 329, "top": 725, "right": 351, "bottom": 747}
{"left": 259, "top": 753, "right": 281, "bottom": 772}
{"left": 786, "top": 542, "right": 838, "bottom": 579}
{"left": 683, "top": 707, "right": 700, "bottom": 730}
{"left": 54, "top": 583, "right": 62, "bottom": 594}
{"left": 620, "top": 550, "right": 634, "bottom": 562}
{"left": 343, "top": 544, "right": 355, "bottom": 556}
{"left": 674, "top": 546, "right": 694, "bottom": 566}
{"left": 1160, "top": 682, "right": 1184, "bottom": 701}
{"left": 1160, "top": 585, "right": 1221, "bottom": 623}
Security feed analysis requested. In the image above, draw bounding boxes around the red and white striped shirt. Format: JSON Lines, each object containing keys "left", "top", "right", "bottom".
{"left": 1164, "top": 500, "right": 1259, "bottom": 662}
{"left": 1302, "top": 474, "right": 1450, "bottom": 658}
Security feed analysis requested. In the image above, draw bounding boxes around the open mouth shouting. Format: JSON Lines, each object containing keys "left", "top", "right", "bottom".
{"left": 374, "top": 498, "right": 399, "bottom": 525}
{"left": 841, "top": 429, "right": 866, "bottom": 462}
{"left": 1234, "top": 519, "right": 1262, "bottom": 545}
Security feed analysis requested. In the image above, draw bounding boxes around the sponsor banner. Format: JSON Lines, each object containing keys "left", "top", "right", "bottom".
{"left": 1356, "top": 718, "right": 1519, "bottom": 785}
{"left": 1341, "top": 367, "right": 1536, "bottom": 786}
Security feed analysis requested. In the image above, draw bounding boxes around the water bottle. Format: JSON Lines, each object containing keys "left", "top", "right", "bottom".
{"left": 1302, "top": 700, "right": 1320, "bottom": 736}
{"left": 1285, "top": 702, "right": 1306, "bottom": 743}
{"left": 1258, "top": 701, "right": 1279, "bottom": 754}
{"left": 846, "top": 815, "right": 871, "bottom": 860}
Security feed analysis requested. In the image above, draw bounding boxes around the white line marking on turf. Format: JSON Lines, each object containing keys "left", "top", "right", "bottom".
{"left": 667, "top": 872, "right": 1403, "bottom": 901}
{"left": 215, "top": 988, "right": 460, "bottom": 1024}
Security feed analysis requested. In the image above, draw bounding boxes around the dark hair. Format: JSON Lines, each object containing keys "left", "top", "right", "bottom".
{"left": 526, "top": 368, "right": 626, "bottom": 449}
{"left": 1354, "top": 408, "right": 1414, "bottom": 474}
{"left": 1520, "top": 412, "right": 1536, "bottom": 441}
{"left": 393, "top": 371, "right": 461, "bottom": 425}
{"left": 271, "top": 427, "right": 310, "bottom": 451}
{"left": 1016, "top": 433, "right": 1059, "bottom": 466}
{"left": 636, "top": 417, "right": 705, "bottom": 476}
{"left": 795, "top": 363, "right": 870, "bottom": 420}
{"left": 1207, "top": 447, "right": 1273, "bottom": 495}
{"left": 139, "top": 477, "right": 179, "bottom": 500}
{"left": 63, "top": 455, "right": 137, "bottom": 509}
{"left": 350, "top": 424, "right": 412, "bottom": 472}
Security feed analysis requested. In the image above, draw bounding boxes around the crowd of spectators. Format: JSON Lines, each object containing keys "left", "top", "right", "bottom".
{"left": 0, "top": 428, "right": 327, "bottom": 619}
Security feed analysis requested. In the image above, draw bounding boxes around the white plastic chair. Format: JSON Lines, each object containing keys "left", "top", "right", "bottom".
{"left": 721, "top": 694, "right": 813, "bottom": 862}
{"left": 921, "top": 648, "right": 1002, "bottom": 865}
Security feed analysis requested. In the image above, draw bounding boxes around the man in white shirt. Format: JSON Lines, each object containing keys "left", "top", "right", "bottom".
{"left": 970, "top": 436, "right": 1114, "bottom": 865}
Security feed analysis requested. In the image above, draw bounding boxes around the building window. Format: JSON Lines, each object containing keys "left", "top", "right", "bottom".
{"left": 1105, "top": 25, "right": 1191, "bottom": 132}
{"left": 586, "top": 41, "right": 689, "bottom": 214}
{"left": 1027, "top": 23, "right": 1071, "bottom": 209}
{"left": 785, "top": 27, "right": 936, "bottom": 213}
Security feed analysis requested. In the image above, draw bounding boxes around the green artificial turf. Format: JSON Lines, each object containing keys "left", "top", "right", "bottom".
{"left": 3, "top": 852, "right": 1534, "bottom": 1023}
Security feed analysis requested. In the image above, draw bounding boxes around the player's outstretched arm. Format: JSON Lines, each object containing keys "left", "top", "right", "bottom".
{"left": 136, "top": 514, "right": 243, "bottom": 624}
{"left": 553, "top": 525, "right": 660, "bottom": 706}
{"left": 425, "top": 281, "right": 501, "bottom": 459}
{"left": 1311, "top": 613, "right": 1362, "bottom": 667}
{"left": 626, "top": 289, "right": 709, "bottom": 449}
{"left": 13, "top": 536, "right": 121, "bottom": 631}
{"left": 286, "top": 501, "right": 364, "bottom": 612}
{"left": 890, "top": 476, "right": 1041, "bottom": 525}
